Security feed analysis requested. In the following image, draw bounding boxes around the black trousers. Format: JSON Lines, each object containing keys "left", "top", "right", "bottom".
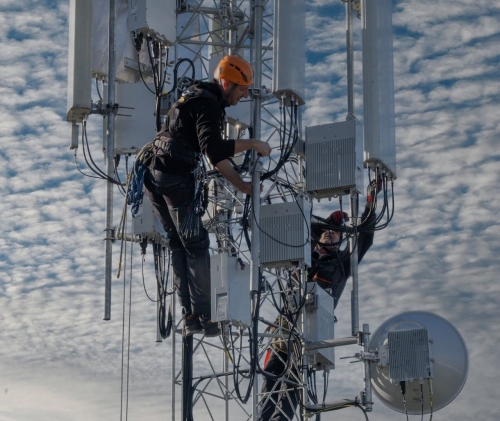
{"left": 144, "top": 169, "right": 211, "bottom": 316}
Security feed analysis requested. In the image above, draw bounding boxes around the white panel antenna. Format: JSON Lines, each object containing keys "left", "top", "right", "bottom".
{"left": 92, "top": 0, "right": 159, "bottom": 83}
{"left": 113, "top": 82, "right": 157, "bottom": 154}
{"left": 361, "top": 0, "right": 397, "bottom": 178}
{"left": 259, "top": 196, "right": 311, "bottom": 268}
{"left": 128, "top": 0, "right": 177, "bottom": 45}
{"left": 305, "top": 120, "right": 363, "bottom": 199}
{"left": 66, "top": 0, "right": 92, "bottom": 125}
{"left": 272, "top": 0, "right": 306, "bottom": 105}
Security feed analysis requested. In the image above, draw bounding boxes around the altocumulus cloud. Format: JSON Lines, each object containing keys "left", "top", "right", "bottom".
{"left": 1, "top": 0, "right": 500, "bottom": 420}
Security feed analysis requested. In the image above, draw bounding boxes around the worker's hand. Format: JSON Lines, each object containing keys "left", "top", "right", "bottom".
{"left": 237, "top": 181, "right": 264, "bottom": 196}
{"left": 328, "top": 210, "right": 349, "bottom": 225}
{"left": 366, "top": 176, "right": 383, "bottom": 203}
{"left": 249, "top": 139, "right": 271, "bottom": 157}
{"left": 238, "top": 181, "right": 253, "bottom": 196}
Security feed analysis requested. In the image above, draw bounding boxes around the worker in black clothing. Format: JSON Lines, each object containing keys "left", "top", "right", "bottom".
{"left": 144, "top": 55, "right": 271, "bottom": 337}
{"left": 258, "top": 178, "right": 381, "bottom": 421}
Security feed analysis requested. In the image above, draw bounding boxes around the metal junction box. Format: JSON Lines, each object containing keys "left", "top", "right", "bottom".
{"left": 388, "top": 327, "right": 432, "bottom": 383}
{"left": 304, "top": 282, "right": 335, "bottom": 370}
{"left": 305, "top": 120, "right": 363, "bottom": 199}
{"left": 211, "top": 253, "right": 251, "bottom": 328}
{"left": 131, "top": 195, "right": 166, "bottom": 241}
{"left": 259, "top": 196, "right": 311, "bottom": 268}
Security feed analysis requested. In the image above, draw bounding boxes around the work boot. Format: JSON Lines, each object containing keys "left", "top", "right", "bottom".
{"left": 199, "top": 314, "right": 220, "bottom": 337}
{"left": 184, "top": 313, "right": 203, "bottom": 336}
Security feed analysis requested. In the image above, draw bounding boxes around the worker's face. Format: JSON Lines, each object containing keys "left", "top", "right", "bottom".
{"left": 225, "top": 82, "right": 249, "bottom": 106}
{"left": 315, "top": 230, "right": 341, "bottom": 254}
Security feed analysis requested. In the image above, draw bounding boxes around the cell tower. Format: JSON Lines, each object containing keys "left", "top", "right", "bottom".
{"left": 66, "top": 1, "right": 467, "bottom": 420}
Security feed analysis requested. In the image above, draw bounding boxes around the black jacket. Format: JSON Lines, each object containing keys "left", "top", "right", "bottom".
{"left": 309, "top": 208, "right": 375, "bottom": 308}
{"left": 153, "top": 81, "right": 236, "bottom": 173}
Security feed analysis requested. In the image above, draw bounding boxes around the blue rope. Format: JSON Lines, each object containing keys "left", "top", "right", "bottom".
{"left": 127, "top": 157, "right": 147, "bottom": 217}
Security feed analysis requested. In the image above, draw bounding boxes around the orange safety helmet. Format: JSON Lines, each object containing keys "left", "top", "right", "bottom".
{"left": 214, "top": 55, "right": 253, "bottom": 86}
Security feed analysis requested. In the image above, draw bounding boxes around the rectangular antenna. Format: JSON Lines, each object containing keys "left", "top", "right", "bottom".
{"left": 272, "top": 0, "right": 306, "bottom": 105}
{"left": 128, "top": 0, "right": 177, "bottom": 44}
{"left": 67, "top": 0, "right": 92, "bottom": 123}
{"left": 361, "top": 0, "right": 397, "bottom": 178}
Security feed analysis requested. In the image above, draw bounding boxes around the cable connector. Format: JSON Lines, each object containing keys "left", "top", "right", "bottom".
{"left": 133, "top": 31, "right": 144, "bottom": 52}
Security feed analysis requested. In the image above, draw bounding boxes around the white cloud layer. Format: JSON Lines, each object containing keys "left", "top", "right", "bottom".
{"left": 1, "top": 0, "right": 499, "bottom": 420}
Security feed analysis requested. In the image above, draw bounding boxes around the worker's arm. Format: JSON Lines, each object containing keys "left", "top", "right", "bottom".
{"left": 215, "top": 159, "right": 253, "bottom": 195}
{"left": 234, "top": 138, "right": 271, "bottom": 156}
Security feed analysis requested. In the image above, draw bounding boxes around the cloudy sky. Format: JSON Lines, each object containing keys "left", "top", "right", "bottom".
{"left": 1, "top": 0, "right": 499, "bottom": 420}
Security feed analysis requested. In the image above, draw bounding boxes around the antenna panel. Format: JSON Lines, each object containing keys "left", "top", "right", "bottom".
{"left": 361, "top": 0, "right": 397, "bottom": 178}
{"left": 113, "top": 82, "right": 157, "bottom": 154}
{"left": 305, "top": 120, "right": 363, "bottom": 198}
{"left": 92, "top": 0, "right": 156, "bottom": 83}
{"left": 211, "top": 253, "right": 251, "bottom": 328}
{"left": 67, "top": 0, "right": 92, "bottom": 123}
{"left": 128, "top": 0, "right": 177, "bottom": 44}
{"left": 272, "top": 0, "right": 306, "bottom": 105}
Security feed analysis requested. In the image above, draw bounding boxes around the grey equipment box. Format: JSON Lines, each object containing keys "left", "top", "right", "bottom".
{"left": 304, "top": 282, "right": 335, "bottom": 370}
{"left": 305, "top": 119, "right": 363, "bottom": 199}
{"left": 259, "top": 196, "right": 311, "bottom": 268}
{"left": 211, "top": 253, "right": 251, "bottom": 328}
{"left": 388, "top": 327, "right": 433, "bottom": 383}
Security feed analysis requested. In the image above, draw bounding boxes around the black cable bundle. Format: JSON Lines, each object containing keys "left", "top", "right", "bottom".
{"left": 153, "top": 243, "right": 172, "bottom": 339}
{"left": 262, "top": 97, "right": 299, "bottom": 182}
{"left": 179, "top": 161, "right": 208, "bottom": 239}
{"left": 74, "top": 120, "right": 125, "bottom": 186}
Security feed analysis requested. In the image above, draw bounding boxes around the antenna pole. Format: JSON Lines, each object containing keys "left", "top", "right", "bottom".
{"left": 104, "top": 0, "right": 116, "bottom": 321}
{"left": 362, "top": 323, "right": 373, "bottom": 411}
{"left": 250, "top": 1, "right": 264, "bottom": 418}
{"left": 346, "top": 0, "right": 355, "bottom": 120}
{"left": 350, "top": 190, "right": 359, "bottom": 336}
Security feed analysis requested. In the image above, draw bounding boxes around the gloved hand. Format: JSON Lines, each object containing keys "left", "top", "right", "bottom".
{"left": 327, "top": 210, "right": 349, "bottom": 225}
{"left": 366, "top": 176, "right": 383, "bottom": 203}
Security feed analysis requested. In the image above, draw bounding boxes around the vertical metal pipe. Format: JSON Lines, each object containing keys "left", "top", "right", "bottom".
{"left": 346, "top": 0, "right": 355, "bottom": 120}
{"left": 156, "top": 246, "right": 163, "bottom": 342}
{"left": 350, "top": 191, "right": 359, "bottom": 336}
{"left": 250, "top": 1, "right": 263, "bottom": 294}
{"left": 171, "top": 258, "right": 176, "bottom": 421}
{"left": 224, "top": 330, "right": 229, "bottom": 421}
{"left": 251, "top": 2, "right": 264, "bottom": 418}
{"left": 301, "top": 268, "right": 308, "bottom": 420}
{"left": 362, "top": 324, "right": 373, "bottom": 411}
{"left": 104, "top": 0, "right": 116, "bottom": 321}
